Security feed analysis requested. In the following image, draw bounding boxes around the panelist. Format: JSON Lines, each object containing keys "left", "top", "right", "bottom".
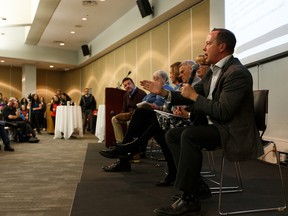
{"left": 141, "top": 28, "right": 263, "bottom": 216}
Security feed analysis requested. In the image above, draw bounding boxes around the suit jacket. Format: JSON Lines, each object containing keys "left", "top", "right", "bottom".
{"left": 170, "top": 56, "right": 263, "bottom": 162}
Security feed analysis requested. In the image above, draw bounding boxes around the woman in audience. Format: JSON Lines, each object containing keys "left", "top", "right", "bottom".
{"left": 40, "top": 96, "right": 47, "bottom": 131}
{"left": 27, "top": 94, "right": 42, "bottom": 134}
{"left": 50, "top": 95, "right": 60, "bottom": 128}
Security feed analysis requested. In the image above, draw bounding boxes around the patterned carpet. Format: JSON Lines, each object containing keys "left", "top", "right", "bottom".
{"left": 0, "top": 131, "right": 97, "bottom": 216}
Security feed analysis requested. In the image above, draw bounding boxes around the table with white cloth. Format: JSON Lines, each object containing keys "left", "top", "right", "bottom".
{"left": 95, "top": 104, "right": 105, "bottom": 143}
{"left": 54, "top": 105, "right": 83, "bottom": 139}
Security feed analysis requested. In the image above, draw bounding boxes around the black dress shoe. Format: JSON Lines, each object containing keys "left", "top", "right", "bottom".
{"left": 197, "top": 178, "right": 211, "bottom": 199}
{"left": 156, "top": 174, "right": 175, "bottom": 187}
{"left": 102, "top": 160, "right": 131, "bottom": 172}
{"left": 171, "top": 179, "right": 211, "bottom": 201}
{"left": 99, "top": 147, "right": 121, "bottom": 159}
{"left": 4, "top": 145, "right": 14, "bottom": 151}
{"left": 154, "top": 197, "right": 201, "bottom": 216}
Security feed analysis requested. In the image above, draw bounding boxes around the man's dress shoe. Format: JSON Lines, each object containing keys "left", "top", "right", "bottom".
{"left": 4, "top": 145, "right": 14, "bottom": 151}
{"left": 154, "top": 197, "right": 201, "bottom": 216}
{"left": 171, "top": 179, "right": 211, "bottom": 201}
{"left": 99, "top": 147, "right": 121, "bottom": 159}
{"left": 156, "top": 174, "right": 175, "bottom": 187}
{"left": 102, "top": 160, "right": 131, "bottom": 172}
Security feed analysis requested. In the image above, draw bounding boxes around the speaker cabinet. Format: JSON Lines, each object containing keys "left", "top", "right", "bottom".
{"left": 136, "top": 0, "right": 153, "bottom": 18}
{"left": 81, "top": 44, "right": 90, "bottom": 56}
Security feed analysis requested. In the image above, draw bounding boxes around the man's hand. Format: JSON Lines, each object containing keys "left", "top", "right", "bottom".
{"left": 173, "top": 106, "right": 189, "bottom": 118}
{"left": 180, "top": 84, "right": 199, "bottom": 101}
{"left": 140, "top": 80, "right": 166, "bottom": 96}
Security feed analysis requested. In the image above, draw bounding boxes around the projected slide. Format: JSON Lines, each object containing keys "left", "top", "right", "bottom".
{"left": 225, "top": 0, "right": 288, "bottom": 65}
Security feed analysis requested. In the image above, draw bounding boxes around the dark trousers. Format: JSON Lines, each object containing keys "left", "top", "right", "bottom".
{"left": 121, "top": 108, "right": 177, "bottom": 178}
{"left": 165, "top": 124, "right": 221, "bottom": 194}
{"left": 82, "top": 109, "right": 93, "bottom": 131}
{"left": 0, "top": 125, "right": 10, "bottom": 145}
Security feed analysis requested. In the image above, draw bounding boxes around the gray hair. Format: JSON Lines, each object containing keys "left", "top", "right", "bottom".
{"left": 153, "top": 70, "right": 170, "bottom": 85}
{"left": 180, "top": 60, "right": 197, "bottom": 68}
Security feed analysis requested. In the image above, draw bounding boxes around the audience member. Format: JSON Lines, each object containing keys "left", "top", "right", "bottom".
{"left": 19, "top": 97, "right": 29, "bottom": 107}
{"left": 79, "top": 88, "right": 97, "bottom": 134}
{"left": 55, "top": 89, "right": 62, "bottom": 99}
{"left": 19, "top": 104, "right": 29, "bottom": 121}
{"left": 111, "top": 77, "right": 146, "bottom": 144}
{"left": 3, "top": 97, "right": 39, "bottom": 143}
{"left": 0, "top": 121, "right": 15, "bottom": 151}
{"left": 141, "top": 28, "right": 263, "bottom": 216}
{"left": 40, "top": 96, "right": 47, "bottom": 131}
{"left": 27, "top": 94, "right": 42, "bottom": 134}
{"left": 50, "top": 95, "right": 60, "bottom": 129}
{"left": 60, "top": 93, "right": 72, "bottom": 106}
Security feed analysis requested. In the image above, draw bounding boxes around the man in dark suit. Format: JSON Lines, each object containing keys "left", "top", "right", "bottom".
{"left": 141, "top": 28, "right": 263, "bottom": 216}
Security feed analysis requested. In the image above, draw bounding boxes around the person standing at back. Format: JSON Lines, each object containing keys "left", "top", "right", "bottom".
{"left": 80, "top": 88, "right": 97, "bottom": 134}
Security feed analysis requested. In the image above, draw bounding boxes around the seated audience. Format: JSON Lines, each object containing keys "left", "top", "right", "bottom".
{"left": 3, "top": 97, "right": 39, "bottom": 143}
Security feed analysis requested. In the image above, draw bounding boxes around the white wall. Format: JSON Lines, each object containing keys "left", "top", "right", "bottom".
{"left": 249, "top": 56, "right": 288, "bottom": 152}
{"left": 210, "top": 0, "right": 288, "bottom": 152}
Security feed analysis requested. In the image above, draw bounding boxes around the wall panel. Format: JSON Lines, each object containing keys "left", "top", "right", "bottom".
{"left": 151, "top": 22, "right": 169, "bottom": 73}
{"left": 136, "top": 32, "right": 151, "bottom": 85}
{"left": 169, "top": 10, "right": 192, "bottom": 63}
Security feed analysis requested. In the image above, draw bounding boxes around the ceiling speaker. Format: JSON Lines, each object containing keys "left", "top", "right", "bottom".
{"left": 136, "top": 0, "right": 153, "bottom": 18}
{"left": 81, "top": 44, "right": 90, "bottom": 56}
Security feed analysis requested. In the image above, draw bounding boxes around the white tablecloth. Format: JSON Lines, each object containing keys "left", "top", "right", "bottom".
{"left": 54, "top": 105, "right": 83, "bottom": 139}
{"left": 95, "top": 104, "right": 105, "bottom": 142}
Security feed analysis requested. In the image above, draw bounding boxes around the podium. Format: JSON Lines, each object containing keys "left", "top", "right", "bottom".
{"left": 105, "top": 88, "right": 126, "bottom": 147}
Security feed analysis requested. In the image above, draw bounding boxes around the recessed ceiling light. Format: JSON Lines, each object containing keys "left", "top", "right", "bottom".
{"left": 82, "top": 1, "right": 97, "bottom": 6}
{"left": 49, "top": 65, "right": 54, "bottom": 68}
{"left": 81, "top": 17, "right": 87, "bottom": 21}
{"left": 0, "top": 60, "right": 5, "bottom": 63}
{"left": 70, "top": 31, "right": 75, "bottom": 34}
{"left": 59, "top": 42, "right": 65, "bottom": 46}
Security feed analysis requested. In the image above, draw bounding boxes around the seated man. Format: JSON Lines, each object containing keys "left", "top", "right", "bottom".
{"left": 111, "top": 77, "right": 146, "bottom": 144}
{"left": 3, "top": 97, "right": 39, "bottom": 143}
{"left": 99, "top": 69, "right": 210, "bottom": 193}
{"left": 141, "top": 28, "right": 263, "bottom": 216}
{"left": 0, "top": 120, "right": 16, "bottom": 151}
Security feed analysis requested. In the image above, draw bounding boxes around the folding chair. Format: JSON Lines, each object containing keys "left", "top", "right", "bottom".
{"left": 217, "top": 90, "right": 287, "bottom": 215}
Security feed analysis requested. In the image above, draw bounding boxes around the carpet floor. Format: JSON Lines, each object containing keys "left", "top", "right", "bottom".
{"left": 71, "top": 143, "right": 288, "bottom": 216}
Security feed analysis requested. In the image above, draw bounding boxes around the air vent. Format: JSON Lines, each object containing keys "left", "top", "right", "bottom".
{"left": 82, "top": 1, "right": 97, "bottom": 6}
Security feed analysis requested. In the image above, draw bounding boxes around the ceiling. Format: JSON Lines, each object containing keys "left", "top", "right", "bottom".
{"left": 0, "top": 0, "right": 137, "bottom": 70}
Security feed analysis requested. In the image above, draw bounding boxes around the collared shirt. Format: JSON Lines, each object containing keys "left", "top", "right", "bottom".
{"left": 207, "top": 55, "right": 232, "bottom": 100}
{"left": 207, "top": 55, "right": 232, "bottom": 124}
{"left": 129, "top": 86, "right": 137, "bottom": 98}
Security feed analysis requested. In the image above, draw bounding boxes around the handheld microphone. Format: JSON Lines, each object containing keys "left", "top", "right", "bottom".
{"left": 118, "top": 71, "right": 132, "bottom": 88}
{"left": 188, "top": 64, "right": 199, "bottom": 85}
